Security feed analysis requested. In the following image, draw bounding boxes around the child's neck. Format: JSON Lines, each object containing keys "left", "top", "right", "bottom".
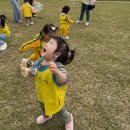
{"left": 42, "top": 59, "right": 55, "bottom": 66}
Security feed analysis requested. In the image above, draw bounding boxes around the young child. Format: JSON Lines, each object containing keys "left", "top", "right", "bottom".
{"left": 19, "top": 24, "right": 58, "bottom": 65}
{"left": 0, "top": 15, "right": 10, "bottom": 51}
{"left": 21, "top": 0, "right": 34, "bottom": 26}
{"left": 20, "top": 36, "right": 75, "bottom": 130}
{"left": 60, "top": 5, "right": 74, "bottom": 40}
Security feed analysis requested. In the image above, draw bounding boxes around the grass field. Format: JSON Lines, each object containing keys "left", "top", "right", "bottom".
{"left": 0, "top": 0, "right": 130, "bottom": 130}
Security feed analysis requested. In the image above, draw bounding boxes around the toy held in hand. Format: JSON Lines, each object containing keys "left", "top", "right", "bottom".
{"left": 20, "top": 58, "right": 28, "bottom": 68}
{"left": 33, "top": 1, "right": 43, "bottom": 13}
{"left": 21, "top": 67, "right": 30, "bottom": 77}
{"left": 20, "top": 58, "right": 30, "bottom": 77}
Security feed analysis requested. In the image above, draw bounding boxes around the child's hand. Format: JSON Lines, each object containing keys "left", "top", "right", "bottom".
{"left": 49, "top": 61, "right": 59, "bottom": 73}
{"left": 49, "top": 61, "right": 67, "bottom": 84}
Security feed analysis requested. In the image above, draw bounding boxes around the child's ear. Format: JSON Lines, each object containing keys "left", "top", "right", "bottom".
{"left": 55, "top": 52, "right": 61, "bottom": 58}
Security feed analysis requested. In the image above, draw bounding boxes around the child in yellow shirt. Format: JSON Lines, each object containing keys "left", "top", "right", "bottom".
{"left": 19, "top": 24, "right": 58, "bottom": 66}
{"left": 21, "top": 0, "right": 34, "bottom": 26}
{"left": 0, "top": 15, "right": 10, "bottom": 51}
{"left": 60, "top": 5, "right": 74, "bottom": 40}
{"left": 20, "top": 36, "right": 75, "bottom": 130}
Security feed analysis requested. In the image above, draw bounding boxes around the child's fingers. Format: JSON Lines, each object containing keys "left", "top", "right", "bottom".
{"left": 49, "top": 65, "right": 54, "bottom": 71}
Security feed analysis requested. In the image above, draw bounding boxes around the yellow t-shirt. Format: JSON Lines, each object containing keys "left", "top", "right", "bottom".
{"left": 22, "top": 2, "right": 32, "bottom": 17}
{"left": 34, "top": 58, "right": 67, "bottom": 116}
{"left": 60, "top": 13, "right": 74, "bottom": 29}
{"left": 0, "top": 23, "right": 10, "bottom": 36}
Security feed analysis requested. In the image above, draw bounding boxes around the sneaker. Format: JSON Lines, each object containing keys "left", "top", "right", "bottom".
{"left": 36, "top": 115, "right": 52, "bottom": 125}
{"left": 65, "top": 114, "right": 74, "bottom": 130}
{"left": 75, "top": 20, "right": 82, "bottom": 23}
{"left": 63, "top": 36, "right": 69, "bottom": 40}
{"left": 85, "top": 21, "right": 90, "bottom": 26}
{"left": 30, "top": 22, "right": 34, "bottom": 25}
{"left": 0, "top": 42, "right": 7, "bottom": 51}
{"left": 18, "top": 20, "right": 23, "bottom": 23}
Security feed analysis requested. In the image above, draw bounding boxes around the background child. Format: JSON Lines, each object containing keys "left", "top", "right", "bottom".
{"left": 21, "top": 0, "right": 34, "bottom": 26}
{"left": 0, "top": 15, "right": 10, "bottom": 51}
{"left": 60, "top": 5, "right": 74, "bottom": 40}
{"left": 19, "top": 24, "right": 58, "bottom": 65}
{"left": 20, "top": 36, "right": 75, "bottom": 130}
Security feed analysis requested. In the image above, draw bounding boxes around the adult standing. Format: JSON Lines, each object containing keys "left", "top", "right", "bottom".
{"left": 10, "top": 0, "right": 22, "bottom": 23}
{"left": 75, "top": 0, "right": 96, "bottom": 26}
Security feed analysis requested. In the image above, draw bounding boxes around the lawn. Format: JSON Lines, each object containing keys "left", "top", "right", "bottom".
{"left": 0, "top": 0, "right": 130, "bottom": 130}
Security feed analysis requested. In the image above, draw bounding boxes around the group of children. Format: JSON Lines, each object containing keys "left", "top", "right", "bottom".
{"left": 0, "top": 0, "right": 96, "bottom": 51}
{"left": 19, "top": 4, "right": 76, "bottom": 130}
{"left": 0, "top": 4, "right": 73, "bottom": 51}
{"left": 0, "top": 0, "right": 96, "bottom": 130}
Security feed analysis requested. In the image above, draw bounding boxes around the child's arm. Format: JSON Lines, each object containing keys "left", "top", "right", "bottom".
{"left": 20, "top": 59, "right": 39, "bottom": 77}
{"left": 49, "top": 62, "right": 67, "bottom": 85}
{"left": 65, "top": 16, "right": 74, "bottom": 24}
{"left": 19, "top": 38, "right": 40, "bottom": 53}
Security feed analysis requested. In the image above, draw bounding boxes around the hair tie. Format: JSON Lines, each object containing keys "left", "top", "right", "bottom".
{"left": 50, "top": 26, "right": 56, "bottom": 31}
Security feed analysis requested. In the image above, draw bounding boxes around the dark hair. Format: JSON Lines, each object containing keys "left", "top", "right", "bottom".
{"left": 24, "top": 24, "right": 58, "bottom": 47}
{"left": 0, "top": 14, "right": 7, "bottom": 27}
{"left": 53, "top": 36, "right": 75, "bottom": 65}
{"left": 40, "top": 24, "right": 58, "bottom": 37}
{"left": 24, "top": 0, "right": 29, "bottom": 2}
{"left": 61, "top": 5, "right": 70, "bottom": 14}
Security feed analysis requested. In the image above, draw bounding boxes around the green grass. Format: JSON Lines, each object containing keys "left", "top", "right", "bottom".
{"left": 0, "top": 0, "right": 130, "bottom": 130}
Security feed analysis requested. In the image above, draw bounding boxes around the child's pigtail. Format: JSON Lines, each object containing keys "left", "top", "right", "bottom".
{"left": 0, "top": 14, "right": 6, "bottom": 27}
{"left": 64, "top": 49, "right": 75, "bottom": 65}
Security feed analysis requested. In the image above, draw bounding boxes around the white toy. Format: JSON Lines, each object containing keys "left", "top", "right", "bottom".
{"left": 33, "top": 1, "right": 43, "bottom": 13}
{"left": 20, "top": 58, "right": 30, "bottom": 77}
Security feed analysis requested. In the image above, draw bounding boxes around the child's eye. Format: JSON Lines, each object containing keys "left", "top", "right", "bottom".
{"left": 50, "top": 41, "right": 54, "bottom": 45}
